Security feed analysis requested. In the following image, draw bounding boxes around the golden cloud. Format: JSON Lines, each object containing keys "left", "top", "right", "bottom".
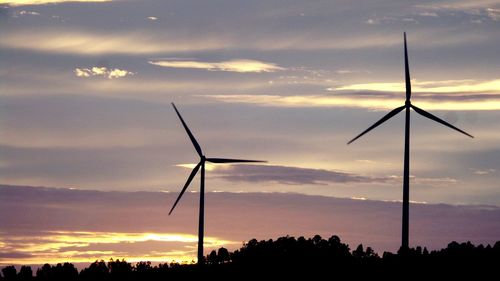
{"left": 335, "top": 79, "right": 500, "bottom": 93}
{"left": 149, "top": 59, "right": 285, "bottom": 73}
{"left": 74, "top": 67, "right": 134, "bottom": 79}
{"left": 175, "top": 163, "right": 219, "bottom": 172}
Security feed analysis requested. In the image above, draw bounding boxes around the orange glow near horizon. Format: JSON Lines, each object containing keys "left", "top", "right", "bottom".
{"left": 0, "top": 231, "right": 239, "bottom": 266}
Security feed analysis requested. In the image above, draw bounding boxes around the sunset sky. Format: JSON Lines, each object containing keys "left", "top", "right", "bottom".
{"left": 1, "top": 0, "right": 499, "bottom": 266}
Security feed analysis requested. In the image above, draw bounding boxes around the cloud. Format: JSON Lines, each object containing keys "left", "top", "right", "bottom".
{"left": 402, "top": 17, "right": 419, "bottom": 23}
{"left": 486, "top": 8, "right": 500, "bottom": 20}
{"left": 0, "top": 0, "right": 111, "bottom": 6}
{"left": 202, "top": 78, "right": 500, "bottom": 111}
{"left": 18, "top": 10, "right": 40, "bottom": 15}
{"left": 365, "top": 18, "right": 380, "bottom": 25}
{"left": 211, "top": 164, "right": 457, "bottom": 187}
{"left": 202, "top": 93, "right": 500, "bottom": 111}
{"left": 2, "top": 25, "right": 495, "bottom": 56}
{"left": 415, "top": 0, "right": 500, "bottom": 21}
{"left": 335, "top": 69, "right": 370, "bottom": 75}
{"left": 149, "top": 59, "right": 285, "bottom": 73}
{"left": 335, "top": 79, "right": 500, "bottom": 94}
{"left": 211, "top": 164, "right": 390, "bottom": 185}
{"left": 418, "top": 12, "right": 439, "bottom": 17}
{"left": 0, "top": 30, "right": 227, "bottom": 55}
{"left": 471, "top": 168, "right": 497, "bottom": 175}
{"left": 415, "top": 0, "right": 500, "bottom": 11}
{"left": 74, "top": 67, "right": 134, "bottom": 79}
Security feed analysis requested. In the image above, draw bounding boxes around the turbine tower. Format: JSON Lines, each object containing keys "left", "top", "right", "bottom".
{"left": 169, "top": 103, "right": 266, "bottom": 265}
{"left": 347, "top": 33, "right": 473, "bottom": 249}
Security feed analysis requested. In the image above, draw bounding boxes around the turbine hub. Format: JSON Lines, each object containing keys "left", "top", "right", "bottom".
{"left": 405, "top": 100, "right": 411, "bottom": 107}
{"left": 201, "top": 155, "right": 206, "bottom": 161}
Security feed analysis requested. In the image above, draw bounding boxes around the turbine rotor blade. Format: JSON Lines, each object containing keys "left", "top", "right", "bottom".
{"left": 347, "top": 105, "right": 406, "bottom": 145}
{"left": 410, "top": 104, "right": 473, "bottom": 138}
{"left": 207, "top": 158, "right": 267, "bottom": 163}
{"left": 404, "top": 32, "right": 411, "bottom": 101}
{"left": 168, "top": 162, "right": 202, "bottom": 215}
{"left": 171, "top": 103, "right": 203, "bottom": 157}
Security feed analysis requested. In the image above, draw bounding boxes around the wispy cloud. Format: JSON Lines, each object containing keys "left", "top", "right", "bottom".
{"left": 0, "top": 0, "right": 111, "bottom": 6}
{"left": 149, "top": 59, "right": 285, "bottom": 73}
{"left": 211, "top": 164, "right": 390, "bottom": 185}
{"left": 176, "top": 163, "right": 218, "bottom": 172}
{"left": 203, "top": 78, "right": 500, "bottom": 111}
{"left": 486, "top": 8, "right": 500, "bottom": 20}
{"left": 74, "top": 67, "right": 134, "bottom": 79}
{"left": 18, "top": 10, "right": 40, "bottom": 15}
{"left": 470, "top": 168, "right": 497, "bottom": 175}
{"left": 335, "top": 79, "right": 500, "bottom": 93}
{"left": 203, "top": 93, "right": 500, "bottom": 111}
{"left": 0, "top": 30, "right": 227, "bottom": 55}
{"left": 418, "top": 12, "right": 439, "bottom": 17}
{"left": 2, "top": 27, "right": 494, "bottom": 56}
{"left": 415, "top": 0, "right": 500, "bottom": 11}
{"left": 415, "top": 0, "right": 500, "bottom": 21}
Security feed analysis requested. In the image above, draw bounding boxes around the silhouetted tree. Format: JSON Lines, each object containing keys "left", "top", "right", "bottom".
{"left": 134, "top": 261, "right": 151, "bottom": 273}
{"left": 79, "top": 260, "right": 108, "bottom": 281}
{"left": 218, "top": 247, "right": 231, "bottom": 263}
{"left": 1, "top": 266, "right": 16, "bottom": 281}
{"left": 36, "top": 263, "right": 77, "bottom": 281}
{"left": 207, "top": 250, "right": 218, "bottom": 265}
{"left": 17, "top": 266, "right": 32, "bottom": 281}
{"left": 353, "top": 244, "right": 366, "bottom": 258}
{"left": 108, "top": 259, "right": 132, "bottom": 280}
{"left": 35, "top": 264, "right": 51, "bottom": 281}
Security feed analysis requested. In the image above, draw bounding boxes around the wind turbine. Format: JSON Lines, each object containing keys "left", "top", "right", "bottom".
{"left": 347, "top": 33, "right": 473, "bottom": 249}
{"left": 169, "top": 103, "right": 266, "bottom": 265}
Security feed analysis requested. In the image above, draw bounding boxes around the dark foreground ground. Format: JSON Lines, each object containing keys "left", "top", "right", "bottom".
{"left": 2, "top": 235, "right": 499, "bottom": 280}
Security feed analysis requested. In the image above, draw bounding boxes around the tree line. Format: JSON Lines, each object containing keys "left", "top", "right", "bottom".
{"left": 2, "top": 235, "right": 499, "bottom": 280}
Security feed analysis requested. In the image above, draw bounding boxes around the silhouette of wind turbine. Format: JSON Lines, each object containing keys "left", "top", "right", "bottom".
{"left": 347, "top": 33, "right": 473, "bottom": 249}
{"left": 169, "top": 103, "right": 266, "bottom": 265}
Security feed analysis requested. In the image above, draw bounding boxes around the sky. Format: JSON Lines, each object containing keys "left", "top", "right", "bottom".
{"left": 1, "top": 0, "right": 499, "bottom": 266}
{"left": 2, "top": 185, "right": 500, "bottom": 266}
